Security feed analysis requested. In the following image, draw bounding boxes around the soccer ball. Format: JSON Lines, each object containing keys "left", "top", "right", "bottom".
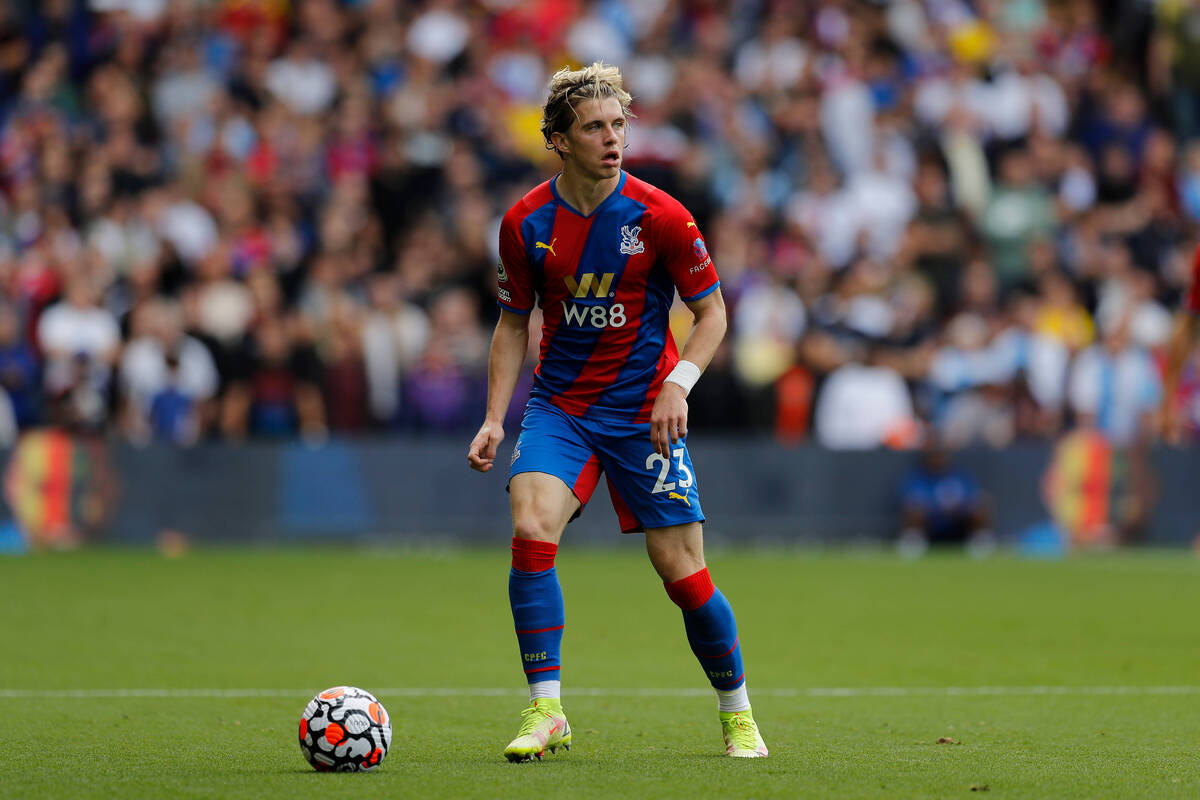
{"left": 298, "top": 686, "right": 392, "bottom": 772}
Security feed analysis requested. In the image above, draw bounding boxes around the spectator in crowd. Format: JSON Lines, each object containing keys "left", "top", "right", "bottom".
{"left": 320, "top": 295, "right": 369, "bottom": 433}
{"left": 991, "top": 289, "right": 1071, "bottom": 438}
{"left": 980, "top": 148, "right": 1057, "bottom": 293}
{"left": 897, "top": 438, "right": 992, "bottom": 557}
{"left": 899, "top": 157, "right": 972, "bottom": 320}
{"left": 360, "top": 271, "right": 430, "bottom": 428}
{"left": 1068, "top": 309, "right": 1162, "bottom": 447}
{"left": 403, "top": 288, "right": 487, "bottom": 432}
{"left": 119, "top": 298, "right": 218, "bottom": 445}
{"left": 1033, "top": 270, "right": 1095, "bottom": 353}
{"left": 36, "top": 274, "right": 120, "bottom": 429}
{"left": 731, "top": 270, "right": 806, "bottom": 426}
{"left": 928, "top": 311, "right": 1015, "bottom": 449}
{"left": 0, "top": 0, "right": 1191, "bottom": 461}
{"left": 0, "top": 301, "right": 39, "bottom": 429}
{"left": 813, "top": 340, "right": 919, "bottom": 451}
{"left": 222, "top": 314, "right": 326, "bottom": 442}
{"left": 1152, "top": 0, "right": 1200, "bottom": 144}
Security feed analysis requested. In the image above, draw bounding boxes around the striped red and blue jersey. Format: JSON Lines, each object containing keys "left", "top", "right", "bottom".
{"left": 497, "top": 170, "right": 719, "bottom": 423}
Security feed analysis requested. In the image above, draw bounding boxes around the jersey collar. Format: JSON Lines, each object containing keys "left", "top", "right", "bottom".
{"left": 549, "top": 170, "right": 627, "bottom": 218}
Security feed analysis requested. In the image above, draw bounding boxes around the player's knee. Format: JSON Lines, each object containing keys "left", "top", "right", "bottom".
{"left": 512, "top": 513, "right": 560, "bottom": 543}
{"left": 646, "top": 537, "right": 705, "bottom": 582}
{"left": 651, "top": 552, "right": 705, "bottom": 583}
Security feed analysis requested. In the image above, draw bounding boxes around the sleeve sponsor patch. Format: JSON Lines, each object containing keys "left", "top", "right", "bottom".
{"left": 690, "top": 237, "right": 711, "bottom": 273}
{"left": 498, "top": 286, "right": 512, "bottom": 303}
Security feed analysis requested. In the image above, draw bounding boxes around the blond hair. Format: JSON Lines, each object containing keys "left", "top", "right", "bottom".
{"left": 540, "top": 62, "right": 634, "bottom": 157}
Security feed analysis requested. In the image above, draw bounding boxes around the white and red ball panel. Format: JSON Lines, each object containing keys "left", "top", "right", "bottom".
{"left": 298, "top": 686, "right": 392, "bottom": 772}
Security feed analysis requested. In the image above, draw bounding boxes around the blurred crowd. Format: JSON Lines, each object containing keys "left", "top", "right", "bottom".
{"left": 1, "top": 0, "right": 1199, "bottom": 450}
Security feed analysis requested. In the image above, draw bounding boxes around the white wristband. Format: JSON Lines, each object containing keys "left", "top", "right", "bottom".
{"left": 663, "top": 359, "right": 701, "bottom": 396}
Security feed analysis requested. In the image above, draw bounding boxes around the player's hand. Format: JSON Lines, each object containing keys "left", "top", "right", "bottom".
{"left": 650, "top": 383, "right": 688, "bottom": 458}
{"left": 467, "top": 420, "right": 505, "bottom": 472}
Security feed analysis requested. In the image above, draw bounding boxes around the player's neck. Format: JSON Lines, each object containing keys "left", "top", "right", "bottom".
{"left": 555, "top": 163, "right": 620, "bottom": 217}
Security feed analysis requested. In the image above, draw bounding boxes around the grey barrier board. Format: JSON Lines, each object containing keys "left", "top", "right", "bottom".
{"left": 0, "top": 437, "right": 1194, "bottom": 546}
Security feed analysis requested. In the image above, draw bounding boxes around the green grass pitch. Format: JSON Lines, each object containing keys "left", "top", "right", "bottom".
{"left": 2, "top": 546, "right": 1199, "bottom": 798}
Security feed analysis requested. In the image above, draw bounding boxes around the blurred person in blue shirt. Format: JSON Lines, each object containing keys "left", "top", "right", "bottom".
{"left": 898, "top": 438, "right": 993, "bottom": 557}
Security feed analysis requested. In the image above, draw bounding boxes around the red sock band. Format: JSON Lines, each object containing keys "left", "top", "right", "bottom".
{"left": 511, "top": 537, "right": 558, "bottom": 572}
{"left": 664, "top": 567, "right": 716, "bottom": 611}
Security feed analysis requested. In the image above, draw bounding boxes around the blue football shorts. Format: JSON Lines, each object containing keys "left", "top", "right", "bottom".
{"left": 508, "top": 396, "right": 705, "bottom": 533}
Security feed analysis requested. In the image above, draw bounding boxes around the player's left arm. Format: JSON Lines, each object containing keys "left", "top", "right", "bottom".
{"left": 650, "top": 288, "right": 727, "bottom": 458}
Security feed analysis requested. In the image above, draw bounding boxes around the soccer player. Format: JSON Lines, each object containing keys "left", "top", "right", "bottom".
{"left": 1160, "top": 241, "right": 1200, "bottom": 443}
{"left": 466, "top": 62, "right": 768, "bottom": 761}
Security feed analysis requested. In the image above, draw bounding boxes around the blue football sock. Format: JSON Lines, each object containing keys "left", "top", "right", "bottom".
{"left": 665, "top": 568, "right": 745, "bottom": 690}
{"left": 509, "top": 538, "right": 564, "bottom": 685}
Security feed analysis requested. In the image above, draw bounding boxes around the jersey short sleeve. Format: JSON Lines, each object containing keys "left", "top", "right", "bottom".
{"left": 654, "top": 200, "right": 719, "bottom": 302}
{"left": 1186, "top": 243, "right": 1200, "bottom": 314}
{"left": 497, "top": 209, "right": 535, "bottom": 314}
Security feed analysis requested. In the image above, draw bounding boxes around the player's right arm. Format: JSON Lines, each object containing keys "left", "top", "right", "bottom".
{"left": 469, "top": 206, "right": 536, "bottom": 472}
{"left": 467, "top": 310, "right": 529, "bottom": 472}
{"left": 650, "top": 196, "right": 723, "bottom": 456}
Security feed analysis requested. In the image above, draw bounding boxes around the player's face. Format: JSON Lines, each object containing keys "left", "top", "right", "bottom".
{"left": 563, "top": 96, "right": 625, "bottom": 179}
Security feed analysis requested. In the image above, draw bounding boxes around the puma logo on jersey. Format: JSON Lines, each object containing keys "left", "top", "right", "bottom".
{"left": 536, "top": 238, "right": 557, "bottom": 257}
{"left": 686, "top": 221, "right": 697, "bottom": 229}
{"left": 668, "top": 491, "right": 691, "bottom": 506}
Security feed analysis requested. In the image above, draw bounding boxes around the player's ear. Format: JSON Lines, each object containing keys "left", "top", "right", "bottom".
{"left": 550, "top": 130, "right": 569, "bottom": 156}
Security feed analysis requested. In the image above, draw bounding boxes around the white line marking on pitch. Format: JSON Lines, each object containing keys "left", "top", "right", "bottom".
{"left": 2, "top": 686, "right": 1200, "bottom": 699}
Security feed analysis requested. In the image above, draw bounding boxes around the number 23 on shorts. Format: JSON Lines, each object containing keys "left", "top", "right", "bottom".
{"left": 645, "top": 448, "right": 694, "bottom": 495}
